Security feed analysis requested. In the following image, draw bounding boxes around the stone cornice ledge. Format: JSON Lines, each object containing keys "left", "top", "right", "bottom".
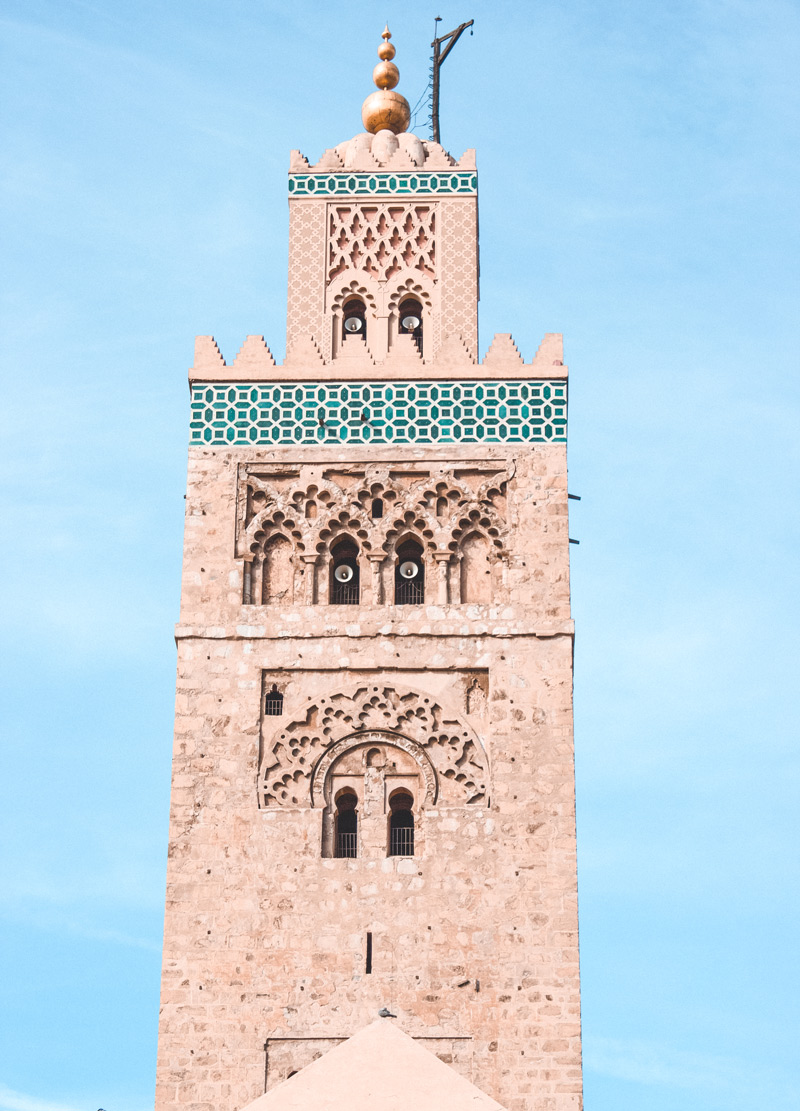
{"left": 174, "top": 614, "right": 575, "bottom": 641}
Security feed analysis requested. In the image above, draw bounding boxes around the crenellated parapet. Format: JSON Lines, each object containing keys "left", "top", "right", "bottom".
{"left": 191, "top": 331, "right": 567, "bottom": 378}
{"left": 290, "top": 134, "right": 476, "bottom": 174}
{"left": 188, "top": 332, "right": 568, "bottom": 446}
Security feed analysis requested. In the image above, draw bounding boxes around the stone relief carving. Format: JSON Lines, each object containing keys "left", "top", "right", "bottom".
{"left": 238, "top": 463, "right": 509, "bottom": 606}
{"left": 258, "top": 684, "right": 489, "bottom": 810}
{"left": 312, "top": 729, "right": 438, "bottom": 808}
{"left": 327, "top": 204, "right": 436, "bottom": 284}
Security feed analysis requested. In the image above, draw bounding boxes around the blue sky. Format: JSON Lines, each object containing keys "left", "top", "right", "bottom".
{"left": 1, "top": 1, "right": 798, "bottom": 1109}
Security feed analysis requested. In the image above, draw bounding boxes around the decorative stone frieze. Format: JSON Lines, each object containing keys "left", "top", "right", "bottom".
{"left": 258, "top": 683, "right": 488, "bottom": 809}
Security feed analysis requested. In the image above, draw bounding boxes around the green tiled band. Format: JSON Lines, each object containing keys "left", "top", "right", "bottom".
{"left": 189, "top": 380, "right": 567, "bottom": 445}
{"left": 288, "top": 172, "right": 478, "bottom": 197}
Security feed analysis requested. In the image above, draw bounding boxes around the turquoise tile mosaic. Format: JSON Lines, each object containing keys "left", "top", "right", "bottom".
{"left": 288, "top": 172, "right": 477, "bottom": 197}
{"left": 189, "top": 381, "right": 567, "bottom": 445}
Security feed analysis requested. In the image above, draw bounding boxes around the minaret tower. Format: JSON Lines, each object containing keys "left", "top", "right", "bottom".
{"left": 156, "top": 28, "right": 582, "bottom": 1111}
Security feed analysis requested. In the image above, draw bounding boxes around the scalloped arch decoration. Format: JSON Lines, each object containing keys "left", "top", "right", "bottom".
{"left": 258, "top": 684, "right": 489, "bottom": 809}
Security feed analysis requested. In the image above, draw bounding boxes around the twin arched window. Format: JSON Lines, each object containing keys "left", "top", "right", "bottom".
{"left": 340, "top": 296, "right": 424, "bottom": 355}
{"left": 333, "top": 787, "right": 415, "bottom": 859}
{"left": 328, "top": 536, "right": 425, "bottom": 605}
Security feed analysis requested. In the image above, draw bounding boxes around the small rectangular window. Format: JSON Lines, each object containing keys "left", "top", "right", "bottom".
{"left": 366, "top": 932, "right": 373, "bottom": 974}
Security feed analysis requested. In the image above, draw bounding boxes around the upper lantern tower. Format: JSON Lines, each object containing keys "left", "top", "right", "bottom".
{"left": 284, "top": 26, "right": 481, "bottom": 369}
{"left": 160, "top": 25, "right": 580, "bottom": 1111}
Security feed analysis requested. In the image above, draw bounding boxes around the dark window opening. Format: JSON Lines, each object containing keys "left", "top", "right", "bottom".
{"left": 395, "top": 538, "right": 424, "bottom": 605}
{"left": 389, "top": 790, "right": 415, "bottom": 856}
{"left": 330, "top": 538, "right": 360, "bottom": 604}
{"left": 398, "top": 298, "right": 423, "bottom": 355}
{"left": 264, "top": 684, "right": 284, "bottom": 716}
{"left": 335, "top": 790, "right": 358, "bottom": 858}
{"left": 343, "top": 298, "right": 367, "bottom": 343}
{"left": 371, "top": 497, "right": 383, "bottom": 519}
{"left": 366, "top": 931, "right": 373, "bottom": 974}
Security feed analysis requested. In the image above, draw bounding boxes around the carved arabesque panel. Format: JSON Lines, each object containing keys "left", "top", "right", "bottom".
{"left": 239, "top": 465, "right": 509, "bottom": 566}
{"left": 258, "top": 684, "right": 488, "bottom": 809}
{"left": 327, "top": 204, "right": 436, "bottom": 284}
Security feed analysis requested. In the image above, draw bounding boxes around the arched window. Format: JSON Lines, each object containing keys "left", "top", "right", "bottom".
{"left": 262, "top": 534, "right": 293, "bottom": 604}
{"left": 264, "top": 684, "right": 284, "bottom": 716}
{"left": 342, "top": 297, "right": 367, "bottom": 343}
{"left": 330, "top": 537, "right": 360, "bottom": 604}
{"left": 459, "top": 532, "right": 492, "bottom": 604}
{"left": 398, "top": 297, "right": 423, "bottom": 355}
{"left": 335, "top": 790, "right": 358, "bottom": 858}
{"left": 388, "top": 790, "right": 414, "bottom": 857}
{"left": 371, "top": 497, "right": 383, "bottom": 519}
{"left": 394, "top": 538, "right": 424, "bottom": 605}
{"left": 436, "top": 496, "right": 448, "bottom": 517}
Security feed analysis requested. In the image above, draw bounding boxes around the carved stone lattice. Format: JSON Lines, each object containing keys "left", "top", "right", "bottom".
{"left": 258, "top": 685, "right": 488, "bottom": 809}
{"left": 239, "top": 465, "right": 509, "bottom": 567}
{"left": 327, "top": 204, "right": 436, "bottom": 284}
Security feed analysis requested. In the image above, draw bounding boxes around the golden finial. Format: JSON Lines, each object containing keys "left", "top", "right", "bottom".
{"left": 361, "top": 25, "right": 410, "bottom": 135}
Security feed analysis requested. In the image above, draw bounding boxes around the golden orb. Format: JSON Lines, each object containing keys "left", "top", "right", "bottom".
{"left": 361, "top": 89, "right": 411, "bottom": 135}
{"left": 361, "top": 26, "right": 409, "bottom": 134}
{"left": 373, "top": 60, "right": 399, "bottom": 89}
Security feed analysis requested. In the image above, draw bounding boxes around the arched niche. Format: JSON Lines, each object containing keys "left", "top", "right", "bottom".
{"left": 459, "top": 531, "right": 493, "bottom": 604}
{"left": 312, "top": 729, "right": 437, "bottom": 811}
{"left": 262, "top": 533, "right": 294, "bottom": 604}
{"left": 316, "top": 731, "right": 435, "bottom": 859}
{"left": 258, "top": 683, "right": 489, "bottom": 810}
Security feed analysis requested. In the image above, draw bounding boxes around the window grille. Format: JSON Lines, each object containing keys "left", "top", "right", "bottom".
{"left": 336, "top": 831, "right": 358, "bottom": 858}
{"left": 330, "top": 581, "right": 359, "bottom": 605}
{"left": 264, "top": 685, "right": 284, "bottom": 716}
{"left": 389, "top": 826, "right": 415, "bottom": 857}
{"left": 395, "top": 578, "right": 424, "bottom": 605}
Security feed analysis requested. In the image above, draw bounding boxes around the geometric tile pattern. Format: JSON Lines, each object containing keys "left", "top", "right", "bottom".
{"left": 189, "top": 380, "right": 567, "bottom": 445}
{"left": 289, "top": 172, "right": 477, "bottom": 197}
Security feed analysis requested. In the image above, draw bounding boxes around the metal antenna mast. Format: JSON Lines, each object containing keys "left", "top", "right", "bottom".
{"left": 430, "top": 17, "right": 474, "bottom": 143}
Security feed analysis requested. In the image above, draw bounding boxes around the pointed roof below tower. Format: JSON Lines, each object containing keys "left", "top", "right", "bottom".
{"left": 240, "top": 1020, "right": 508, "bottom": 1111}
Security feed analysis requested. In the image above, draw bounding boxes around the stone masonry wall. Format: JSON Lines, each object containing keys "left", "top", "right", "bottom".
{"left": 155, "top": 440, "right": 582, "bottom": 1111}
